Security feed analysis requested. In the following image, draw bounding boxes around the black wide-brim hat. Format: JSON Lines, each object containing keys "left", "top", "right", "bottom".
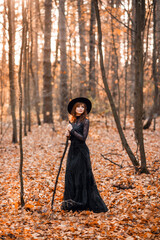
{"left": 68, "top": 97, "right": 92, "bottom": 114}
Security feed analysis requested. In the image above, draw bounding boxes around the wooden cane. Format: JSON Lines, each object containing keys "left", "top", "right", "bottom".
{"left": 51, "top": 137, "right": 69, "bottom": 210}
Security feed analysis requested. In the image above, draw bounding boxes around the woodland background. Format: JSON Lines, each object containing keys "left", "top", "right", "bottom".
{"left": 0, "top": 0, "right": 160, "bottom": 239}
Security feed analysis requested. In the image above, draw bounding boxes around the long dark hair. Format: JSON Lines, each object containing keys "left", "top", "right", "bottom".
{"left": 69, "top": 102, "right": 88, "bottom": 123}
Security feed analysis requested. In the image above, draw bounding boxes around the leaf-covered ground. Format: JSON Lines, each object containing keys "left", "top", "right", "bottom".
{"left": 0, "top": 115, "right": 160, "bottom": 239}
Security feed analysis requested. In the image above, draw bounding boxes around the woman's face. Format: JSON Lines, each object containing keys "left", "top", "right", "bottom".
{"left": 75, "top": 104, "right": 85, "bottom": 116}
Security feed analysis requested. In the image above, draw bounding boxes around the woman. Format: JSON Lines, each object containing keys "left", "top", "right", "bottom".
{"left": 61, "top": 97, "right": 108, "bottom": 213}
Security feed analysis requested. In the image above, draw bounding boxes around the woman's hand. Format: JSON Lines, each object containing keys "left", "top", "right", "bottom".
{"left": 67, "top": 124, "right": 73, "bottom": 132}
{"left": 65, "top": 130, "right": 70, "bottom": 137}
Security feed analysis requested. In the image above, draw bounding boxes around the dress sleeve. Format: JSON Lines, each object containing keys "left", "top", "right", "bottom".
{"left": 70, "top": 119, "right": 89, "bottom": 141}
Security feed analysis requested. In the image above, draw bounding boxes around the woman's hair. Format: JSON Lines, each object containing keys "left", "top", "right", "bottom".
{"left": 69, "top": 102, "right": 88, "bottom": 123}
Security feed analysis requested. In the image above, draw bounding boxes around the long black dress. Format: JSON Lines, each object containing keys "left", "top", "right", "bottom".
{"left": 61, "top": 116, "right": 108, "bottom": 213}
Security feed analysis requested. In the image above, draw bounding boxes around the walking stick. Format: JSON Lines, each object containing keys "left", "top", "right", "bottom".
{"left": 51, "top": 137, "right": 69, "bottom": 210}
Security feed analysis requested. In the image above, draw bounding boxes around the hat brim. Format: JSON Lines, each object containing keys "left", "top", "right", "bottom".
{"left": 68, "top": 97, "right": 92, "bottom": 114}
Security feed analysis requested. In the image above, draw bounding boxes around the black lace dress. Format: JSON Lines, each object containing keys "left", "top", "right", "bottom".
{"left": 61, "top": 117, "right": 108, "bottom": 213}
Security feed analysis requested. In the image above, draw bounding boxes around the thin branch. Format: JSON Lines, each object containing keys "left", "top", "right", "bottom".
{"left": 103, "top": 152, "right": 122, "bottom": 156}
{"left": 101, "top": 154, "right": 123, "bottom": 168}
{"left": 98, "top": 0, "right": 136, "bottom": 33}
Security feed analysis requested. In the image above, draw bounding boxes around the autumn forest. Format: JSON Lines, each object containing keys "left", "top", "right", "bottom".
{"left": 0, "top": 0, "right": 160, "bottom": 239}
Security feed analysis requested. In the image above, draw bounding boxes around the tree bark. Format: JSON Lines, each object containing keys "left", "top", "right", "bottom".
{"left": 110, "top": 0, "right": 121, "bottom": 118}
{"left": 134, "top": 0, "right": 149, "bottom": 173}
{"left": 123, "top": 1, "right": 130, "bottom": 129}
{"left": 77, "top": 0, "right": 87, "bottom": 96}
{"left": 59, "top": 0, "right": 69, "bottom": 120}
{"left": 33, "top": 0, "right": 41, "bottom": 126}
{"left": 18, "top": 0, "right": 26, "bottom": 207}
{"left": 94, "top": 0, "right": 139, "bottom": 171}
{"left": 43, "top": 0, "right": 53, "bottom": 123}
{"left": 23, "top": 6, "right": 28, "bottom": 136}
{"left": 7, "top": 0, "right": 17, "bottom": 143}
{"left": 89, "top": 0, "right": 96, "bottom": 99}
{"left": 157, "top": 0, "right": 160, "bottom": 115}
{"left": 27, "top": 0, "right": 32, "bottom": 132}
{"left": 129, "top": 0, "right": 136, "bottom": 112}
{"left": 27, "top": 39, "right": 31, "bottom": 132}
{"left": 0, "top": 0, "right": 7, "bottom": 135}
{"left": 153, "top": 0, "right": 158, "bottom": 130}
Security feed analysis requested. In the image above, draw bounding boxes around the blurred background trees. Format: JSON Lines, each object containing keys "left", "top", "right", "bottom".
{"left": 0, "top": 0, "right": 159, "bottom": 141}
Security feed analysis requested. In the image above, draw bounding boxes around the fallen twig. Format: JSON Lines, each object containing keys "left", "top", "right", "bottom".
{"left": 103, "top": 152, "right": 122, "bottom": 156}
{"left": 101, "top": 153, "right": 123, "bottom": 168}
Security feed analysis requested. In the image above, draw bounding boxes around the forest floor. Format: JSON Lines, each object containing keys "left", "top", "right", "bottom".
{"left": 0, "top": 114, "right": 160, "bottom": 240}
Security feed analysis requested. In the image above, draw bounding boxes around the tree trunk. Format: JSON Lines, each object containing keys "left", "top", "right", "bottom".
{"left": 134, "top": 0, "right": 149, "bottom": 173}
{"left": 18, "top": 0, "right": 26, "bottom": 207}
{"left": 153, "top": 0, "right": 158, "bottom": 130}
{"left": 27, "top": 0, "right": 32, "bottom": 132}
{"left": 43, "top": 0, "right": 53, "bottom": 123}
{"left": 33, "top": 0, "right": 41, "bottom": 126}
{"left": 59, "top": 0, "right": 69, "bottom": 120}
{"left": 7, "top": 0, "right": 17, "bottom": 143}
{"left": 89, "top": 0, "right": 96, "bottom": 99}
{"left": 27, "top": 38, "right": 31, "bottom": 132}
{"left": 36, "top": 0, "right": 44, "bottom": 32}
{"left": 110, "top": 0, "right": 121, "bottom": 118}
{"left": 156, "top": 0, "right": 160, "bottom": 115}
{"left": 143, "top": 0, "right": 159, "bottom": 130}
{"left": 77, "top": 0, "right": 87, "bottom": 96}
{"left": 123, "top": 1, "right": 130, "bottom": 129}
{"left": 53, "top": 31, "right": 59, "bottom": 82}
{"left": 1, "top": 0, "right": 7, "bottom": 135}
{"left": 129, "top": 0, "right": 136, "bottom": 112}
{"left": 23, "top": 7, "right": 28, "bottom": 136}
{"left": 68, "top": 33, "right": 73, "bottom": 100}
{"left": 94, "top": 0, "right": 139, "bottom": 171}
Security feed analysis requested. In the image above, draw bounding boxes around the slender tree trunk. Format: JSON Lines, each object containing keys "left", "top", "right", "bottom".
{"left": 0, "top": 68, "right": 3, "bottom": 135}
{"left": 7, "top": 0, "right": 17, "bottom": 143}
{"left": 27, "top": 0, "right": 31, "bottom": 132}
{"left": 23, "top": 7, "right": 28, "bottom": 136}
{"left": 73, "top": 36, "right": 79, "bottom": 97}
{"left": 59, "top": 0, "right": 69, "bottom": 120}
{"left": 153, "top": 0, "right": 158, "bottom": 130}
{"left": 77, "top": 0, "right": 87, "bottom": 96}
{"left": 94, "top": 0, "right": 139, "bottom": 171}
{"left": 110, "top": 1, "right": 116, "bottom": 110}
{"left": 1, "top": 0, "right": 6, "bottom": 135}
{"left": 0, "top": 68, "right": 2, "bottom": 134}
{"left": 134, "top": 0, "right": 149, "bottom": 173}
{"left": 27, "top": 40, "right": 31, "bottom": 132}
{"left": 110, "top": 0, "right": 121, "bottom": 118}
{"left": 33, "top": 0, "right": 41, "bottom": 126}
{"left": 18, "top": 0, "right": 26, "bottom": 207}
{"left": 68, "top": 33, "right": 73, "bottom": 100}
{"left": 143, "top": 1, "right": 157, "bottom": 130}
{"left": 52, "top": 31, "right": 59, "bottom": 126}
{"left": 89, "top": 0, "right": 96, "bottom": 99}
{"left": 156, "top": 0, "right": 160, "bottom": 115}
{"left": 123, "top": 1, "right": 130, "bottom": 130}
{"left": 129, "top": 0, "right": 136, "bottom": 112}
{"left": 104, "top": 38, "right": 111, "bottom": 82}
{"left": 36, "top": 0, "right": 44, "bottom": 32}
{"left": 53, "top": 31, "right": 59, "bottom": 82}
{"left": 43, "top": 0, "right": 53, "bottom": 123}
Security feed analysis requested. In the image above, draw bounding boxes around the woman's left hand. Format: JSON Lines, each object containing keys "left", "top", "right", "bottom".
{"left": 67, "top": 124, "right": 73, "bottom": 132}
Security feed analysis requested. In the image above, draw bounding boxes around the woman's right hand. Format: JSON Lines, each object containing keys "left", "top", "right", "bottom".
{"left": 67, "top": 123, "right": 73, "bottom": 132}
{"left": 65, "top": 130, "right": 70, "bottom": 137}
